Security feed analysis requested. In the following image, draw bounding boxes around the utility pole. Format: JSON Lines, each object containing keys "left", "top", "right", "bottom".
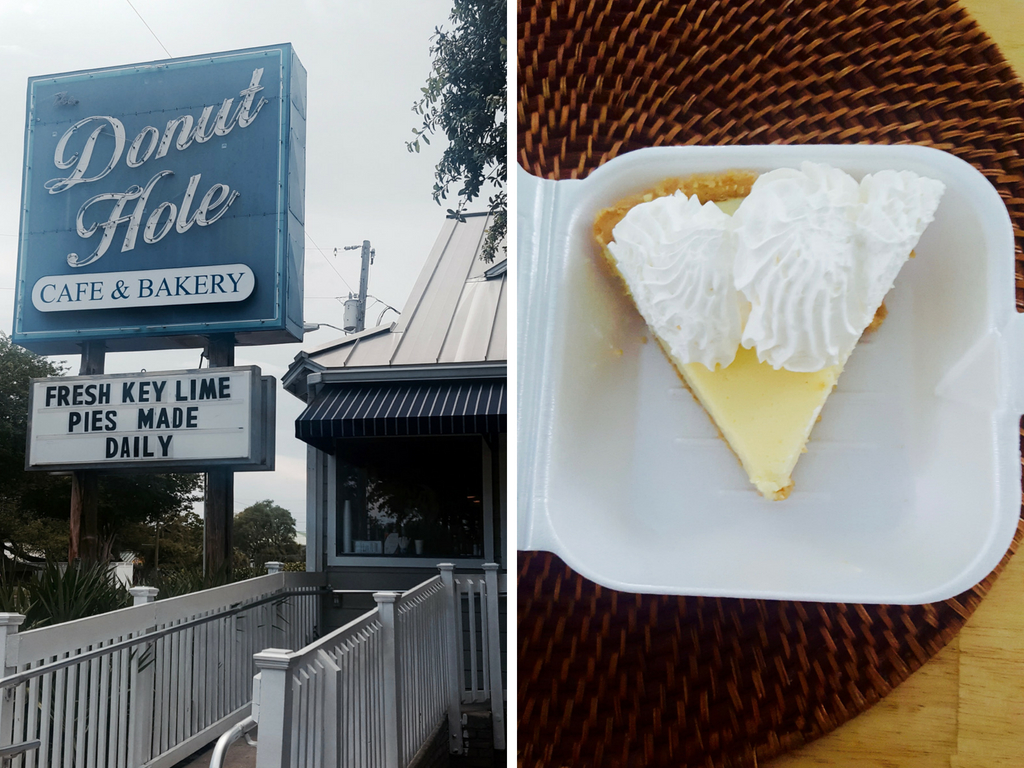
{"left": 342, "top": 240, "right": 374, "bottom": 333}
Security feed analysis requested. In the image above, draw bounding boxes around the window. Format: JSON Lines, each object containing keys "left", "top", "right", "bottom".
{"left": 331, "top": 435, "right": 487, "bottom": 560}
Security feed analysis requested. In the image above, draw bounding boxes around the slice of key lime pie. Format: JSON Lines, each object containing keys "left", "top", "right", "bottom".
{"left": 595, "top": 161, "right": 945, "bottom": 499}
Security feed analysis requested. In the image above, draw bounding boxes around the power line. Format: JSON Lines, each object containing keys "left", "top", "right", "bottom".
{"left": 367, "top": 294, "right": 398, "bottom": 308}
{"left": 308, "top": 322, "right": 349, "bottom": 335}
{"left": 124, "top": 0, "right": 172, "bottom": 58}
{"left": 305, "top": 231, "right": 355, "bottom": 294}
{"left": 377, "top": 305, "right": 400, "bottom": 326}
{"left": 367, "top": 294, "right": 401, "bottom": 326}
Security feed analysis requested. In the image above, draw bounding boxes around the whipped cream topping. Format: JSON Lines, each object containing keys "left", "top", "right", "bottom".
{"left": 733, "top": 162, "right": 945, "bottom": 371}
{"left": 857, "top": 169, "right": 947, "bottom": 315}
{"left": 606, "top": 162, "right": 944, "bottom": 373}
{"left": 608, "top": 192, "right": 743, "bottom": 370}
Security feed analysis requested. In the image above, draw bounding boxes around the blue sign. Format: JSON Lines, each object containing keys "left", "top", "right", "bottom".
{"left": 13, "top": 44, "right": 306, "bottom": 353}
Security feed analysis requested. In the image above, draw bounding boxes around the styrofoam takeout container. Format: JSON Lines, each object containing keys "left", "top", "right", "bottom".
{"left": 517, "top": 144, "right": 1023, "bottom": 604}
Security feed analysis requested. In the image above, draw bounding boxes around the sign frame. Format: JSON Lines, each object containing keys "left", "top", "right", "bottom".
{"left": 26, "top": 366, "right": 276, "bottom": 473}
{"left": 13, "top": 44, "right": 306, "bottom": 354}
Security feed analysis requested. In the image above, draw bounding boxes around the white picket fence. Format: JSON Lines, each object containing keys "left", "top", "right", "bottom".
{"left": 0, "top": 571, "right": 323, "bottom": 768}
{"left": 245, "top": 563, "right": 506, "bottom": 768}
{"left": 454, "top": 569, "right": 506, "bottom": 707}
{"left": 395, "top": 575, "right": 452, "bottom": 766}
{"left": 0, "top": 564, "right": 507, "bottom": 768}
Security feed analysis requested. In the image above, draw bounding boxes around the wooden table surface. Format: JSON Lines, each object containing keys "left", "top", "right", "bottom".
{"left": 775, "top": 2, "right": 1024, "bottom": 765}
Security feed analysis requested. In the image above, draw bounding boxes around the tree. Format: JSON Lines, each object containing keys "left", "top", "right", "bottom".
{"left": 0, "top": 332, "right": 65, "bottom": 498}
{"left": 114, "top": 489, "right": 204, "bottom": 571}
{"left": 234, "top": 500, "right": 303, "bottom": 568}
{"left": 0, "top": 332, "right": 202, "bottom": 562}
{"left": 0, "top": 333, "right": 71, "bottom": 560}
{"left": 408, "top": 0, "right": 506, "bottom": 262}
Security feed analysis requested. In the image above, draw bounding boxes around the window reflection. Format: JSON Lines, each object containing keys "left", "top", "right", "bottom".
{"left": 334, "top": 436, "right": 484, "bottom": 558}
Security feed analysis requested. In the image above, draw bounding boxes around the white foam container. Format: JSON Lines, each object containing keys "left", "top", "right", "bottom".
{"left": 518, "top": 144, "right": 1024, "bottom": 604}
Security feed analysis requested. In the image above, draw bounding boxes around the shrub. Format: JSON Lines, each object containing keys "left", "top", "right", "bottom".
{"left": 0, "top": 561, "right": 132, "bottom": 630}
{"left": 139, "top": 566, "right": 208, "bottom": 599}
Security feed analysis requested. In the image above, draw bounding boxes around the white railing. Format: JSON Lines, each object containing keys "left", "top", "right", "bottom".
{"left": 261, "top": 606, "right": 388, "bottom": 768}
{"left": 454, "top": 564, "right": 506, "bottom": 747}
{"left": 249, "top": 563, "right": 502, "bottom": 768}
{"left": 455, "top": 574, "right": 488, "bottom": 703}
{"left": 394, "top": 575, "right": 450, "bottom": 767}
{"left": 0, "top": 570, "right": 324, "bottom": 768}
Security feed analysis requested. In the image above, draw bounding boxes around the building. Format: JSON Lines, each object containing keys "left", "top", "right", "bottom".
{"left": 283, "top": 211, "right": 507, "bottom": 620}
{"left": 0, "top": 212, "right": 507, "bottom": 768}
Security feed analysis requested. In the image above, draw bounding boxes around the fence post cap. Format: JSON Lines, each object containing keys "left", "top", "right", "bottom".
{"left": 253, "top": 648, "right": 293, "bottom": 670}
{"left": 437, "top": 562, "right": 455, "bottom": 572}
{"left": 128, "top": 586, "right": 159, "bottom": 603}
{"left": 482, "top": 562, "right": 500, "bottom": 572}
{"left": 372, "top": 591, "right": 399, "bottom": 605}
{"left": 265, "top": 561, "right": 284, "bottom": 574}
{"left": 0, "top": 614, "right": 25, "bottom": 628}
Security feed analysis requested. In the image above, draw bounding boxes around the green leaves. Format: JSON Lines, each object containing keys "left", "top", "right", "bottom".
{"left": 0, "top": 333, "right": 202, "bottom": 564}
{"left": 234, "top": 500, "right": 303, "bottom": 569}
{"left": 0, "top": 560, "right": 132, "bottom": 630}
{"left": 409, "top": 0, "right": 507, "bottom": 262}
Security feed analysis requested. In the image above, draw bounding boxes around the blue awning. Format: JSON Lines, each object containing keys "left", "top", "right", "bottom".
{"left": 296, "top": 379, "right": 506, "bottom": 449}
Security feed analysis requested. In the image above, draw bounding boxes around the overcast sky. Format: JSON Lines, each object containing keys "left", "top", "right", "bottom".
{"left": 0, "top": 0, "right": 461, "bottom": 531}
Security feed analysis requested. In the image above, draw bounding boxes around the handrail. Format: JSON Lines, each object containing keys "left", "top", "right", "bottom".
{"left": 0, "top": 740, "right": 40, "bottom": 757}
{"left": 286, "top": 606, "right": 381, "bottom": 667}
{"left": 397, "top": 574, "right": 445, "bottom": 605}
{"left": 0, "top": 587, "right": 331, "bottom": 690}
{"left": 270, "top": 576, "right": 440, "bottom": 670}
{"left": 251, "top": 572, "right": 450, "bottom": 767}
{"left": 209, "top": 717, "right": 256, "bottom": 768}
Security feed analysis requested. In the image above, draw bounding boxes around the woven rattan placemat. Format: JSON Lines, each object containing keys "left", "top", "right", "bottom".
{"left": 517, "top": 0, "right": 1024, "bottom": 765}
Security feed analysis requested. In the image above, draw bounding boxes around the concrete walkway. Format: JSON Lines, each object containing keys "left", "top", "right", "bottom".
{"left": 173, "top": 734, "right": 256, "bottom": 768}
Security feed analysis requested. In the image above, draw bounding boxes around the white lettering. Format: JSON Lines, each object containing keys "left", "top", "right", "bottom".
{"left": 46, "top": 116, "right": 126, "bottom": 194}
{"left": 126, "top": 126, "right": 160, "bottom": 168}
{"left": 50, "top": 68, "right": 268, "bottom": 184}
{"left": 69, "top": 185, "right": 143, "bottom": 267}
{"left": 122, "top": 170, "right": 173, "bottom": 252}
{"left": 234, "top": 68, "right": 269, "bottom": 128}
{"left": 193, "top": 101, "right": 232, "bottom": 143}
{"left": 68, "top": 170, "right": 172, "bottom": 267}
{"left": 156, "top": 115, "right": 195, "bottom": 159}
{"left": 175, "top": 174, "right": 203, "bottom": 234}
{"left": 144, "top": 201, "right": 177, "bottom": 244}
{"left": 32, "top": 266, "right": 254, "bottom": 312}
{"left": 67, "top": 171, "right": 240, "bottom": 267}
{"left": 48, "top": 69, "right": 267, "bottom": 264}
{"left": 195, "top": 183, "right": 240, "bottom": 227}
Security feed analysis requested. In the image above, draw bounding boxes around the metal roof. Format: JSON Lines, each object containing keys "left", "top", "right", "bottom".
{"left": 284, "top": 212, "right": 506, "bottom": 401}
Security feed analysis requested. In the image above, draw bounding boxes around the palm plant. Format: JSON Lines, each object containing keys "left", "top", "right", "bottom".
{"left": 23, "top": 560, "right": 131, "bottom": 629}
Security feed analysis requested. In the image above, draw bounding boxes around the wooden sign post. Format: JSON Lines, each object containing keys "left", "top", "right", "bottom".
{"left": 69, "top": 341, "right": 104, "bottom": 563}
{"left": 204, "top": 334, "right": 235, "bottom": 580}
